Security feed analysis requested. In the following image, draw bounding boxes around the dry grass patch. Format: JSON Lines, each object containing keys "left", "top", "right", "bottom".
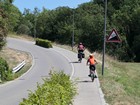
{"left": 8, "top": 33, "right": 35, "bottom": 42}
{"left": 0, "top": 47, "right": 32, "bottom": 68}
{"left": 0, "top": 47, "right": 32, "bottom": 79}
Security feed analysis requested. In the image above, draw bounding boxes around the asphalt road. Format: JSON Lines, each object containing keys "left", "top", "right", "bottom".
{"left": 0, "top": 38, "right": 106, "bottom": 105}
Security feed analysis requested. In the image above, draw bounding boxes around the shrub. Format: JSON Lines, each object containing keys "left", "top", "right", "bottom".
{"left": 35, "top": 38, "right": 53, "bottom": 48}
{"left": 0, "top": 38, "right": 6, "bottom": 50}
{"left": 20, "top": 71, "right": 77, "bottom": 105}
{"left": 0, "top": 57, "right": 13, "bottom": 81}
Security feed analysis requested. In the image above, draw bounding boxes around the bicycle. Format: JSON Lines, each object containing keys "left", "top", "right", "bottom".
{"left": 90, "top": 68, "right": 96, "bottom": 82}
{"left": 78, "top": 51, "right": 85, "bottom": 63}
{"left": 88, "top": 63, "right": 97, "bottom": 82}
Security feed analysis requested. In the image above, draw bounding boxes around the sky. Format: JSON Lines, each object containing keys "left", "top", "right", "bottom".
{"left": 13, "top": 0, "right": 91, "bottom": 13}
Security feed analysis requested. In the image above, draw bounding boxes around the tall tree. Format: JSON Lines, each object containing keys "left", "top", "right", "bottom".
{"left": 76, "top": 2, "right": 104, "bottom": 51}
{"left": 129, "top": 7, "right": 140, "bottom": 62}
{"left": 0, "top": 0, "right": 9, "bottom": 49}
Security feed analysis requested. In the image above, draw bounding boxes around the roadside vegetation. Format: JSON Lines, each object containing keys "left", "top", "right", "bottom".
{"left": 20, "top": 71, "right": 77, "bottom": 105}
{"left": 35, "top": 38, "right": 53, "bottom": 48}
{"left": 0, "top": 57, "right": 13, "bottom": 82}
{"left": 96, "top": 55, "right": 140, "bottom": 105}
{"left": 0, "top": 46, "right": 32, "bottom": 83}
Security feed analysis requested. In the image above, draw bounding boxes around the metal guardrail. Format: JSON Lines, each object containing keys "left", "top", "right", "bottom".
{"left": 12, "top": 60, "right": 26, "bottom": 73}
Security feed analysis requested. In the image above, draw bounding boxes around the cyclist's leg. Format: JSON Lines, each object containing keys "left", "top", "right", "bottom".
{"left": 88, "top": 65, "right": 91, "bottom": 77}
{"left": 91, "top": 65, "right": 97, "bottom": 78}
{"left": 94, "top": 65, "right": 97, "bottom": 78}
{"left": 78, "top": 50, "right": 82, "bottom": 59}
{"left": 89, "top": 65, "right": 94, "bottom": 77}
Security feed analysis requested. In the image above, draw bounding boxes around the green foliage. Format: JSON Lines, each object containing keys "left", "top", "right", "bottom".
{"left": 0, "top": 1, "right": 8, "bottom": 50}
{"left": 105, "top": 0, "right": 140, "bottom": 61}
{"left": 2, "top": 0, "right": 140, "bottom": 61}
{"left": 132, "top": 35, "right": 140, "bottom": 62}
{"left": 37, "top": 7, "right": 73, "bottom": 43}
{"left": 20, "top": 71, "right": 77, "bottom": 105}
{"left": 35, "top": 38, "right": 53, "bottom": 48}
{"left": 1, "top": 0, "right": 21, "bottom": 32}
{"left": 129, "top": 7, "right": 140, "bottom": 62}
{"left": 0, "top": 0, "right": 20, "bottom": 49}
{"left": 16, "top": 8, "right": 37, "bottom": 36}
{"left": 0, "top": 57, "right": 13, "bottom": 81}
{"left": 8, "top": 5, "right": 21, "bottom": 32}
{"left": 56, "top": 22, "right": 73, "bottom": 44}
{"left": 75, "top": 3, "right": 104, "bottom": 51}
{"left": 0, "top": 38, "right": 6, "bottom": 50}
{"left": 17, "top": 24, "right": 31, "bottom": 35}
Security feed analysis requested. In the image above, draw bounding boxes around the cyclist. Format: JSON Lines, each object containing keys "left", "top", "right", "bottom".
{"left": 77, "top": 42, "right": 85, "bottom": 61}
{"left": 86, "top": 54, "right": 97, "bottom": 77}
{"left": 77, "top": 42, "right": 85, "bottom": 53}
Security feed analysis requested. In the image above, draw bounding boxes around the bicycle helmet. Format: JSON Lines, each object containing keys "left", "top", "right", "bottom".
{"left": 89, "top": 54, "right": 93, "bottom": 58}
{"left": 79, "top": 42, "right": 82, "bottom": 45}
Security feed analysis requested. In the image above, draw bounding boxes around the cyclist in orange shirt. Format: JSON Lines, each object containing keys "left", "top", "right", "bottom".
{"left": 86, "top": 54, "right": 97, "bottom": 77}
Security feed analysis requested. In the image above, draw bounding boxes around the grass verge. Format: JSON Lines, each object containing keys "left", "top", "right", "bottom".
{"left": 97, "top": 57, "right": 140, "bottom": 105}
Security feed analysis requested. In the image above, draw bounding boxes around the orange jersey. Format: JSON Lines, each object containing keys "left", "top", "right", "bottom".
{"left": 88, "top": 57, "right": 95, "bottom": 65}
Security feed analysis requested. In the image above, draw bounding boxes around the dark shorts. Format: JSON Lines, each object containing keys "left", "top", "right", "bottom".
{"left": 78, "top": 50, "right": 84, "bottom": 53}
{"left": 78, "top": 50, "right": 85, "bottom": 58}
{"left": 89, "top": 65, "right": 96, "bottom": 71}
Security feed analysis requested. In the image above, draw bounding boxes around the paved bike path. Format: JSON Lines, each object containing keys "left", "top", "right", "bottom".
{"left": 53, "top": 46, "right": 106, "bottom": 105}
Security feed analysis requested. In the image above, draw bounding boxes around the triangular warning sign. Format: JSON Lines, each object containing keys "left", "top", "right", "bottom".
{"left": 106, "top": 29, "right": 121, "bottom": 42}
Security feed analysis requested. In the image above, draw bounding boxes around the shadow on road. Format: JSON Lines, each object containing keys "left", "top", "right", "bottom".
{"left": 70, "top": 61, "right": 80, "bottom": 63}
{"left": 76, "top": 80, "right": 93, "bottom": 83}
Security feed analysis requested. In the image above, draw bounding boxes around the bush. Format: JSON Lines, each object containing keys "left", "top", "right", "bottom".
{"left": 0, "top": 57, "right": 13, "bottom": 81}
{"left": 35, "top": 38, "right": 53, "bottom": 48}
{"left": 20, "top": 71, "right": 77, "bottom": 105}
{"left": 0, "top": 38, "right": 6, "bottom": 50}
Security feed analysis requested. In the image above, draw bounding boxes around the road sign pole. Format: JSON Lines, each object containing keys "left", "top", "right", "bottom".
{"left": 102, "top": 0, "right": 107, "bottom": 75}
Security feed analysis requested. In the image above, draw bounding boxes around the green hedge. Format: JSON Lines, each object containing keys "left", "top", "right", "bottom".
{"left": 35, "top": 38, "right": 53, "bottom": 48}
{"left": 0, "top": 38, "right": 6, "bottom": 50}
{"left": 0, "top": 57, "right": 13, "bottom": 82}
{"left": 20, "top": 71, "right": 77, "bottom": 105}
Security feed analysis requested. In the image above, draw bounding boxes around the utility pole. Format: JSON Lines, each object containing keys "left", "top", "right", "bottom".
{"left": 34, "top": 8, "right": 38, "bottom": 40}
{"left": 102, "top": 0, "right": 107, "bottom": 75}
{"left": 72, "top": 9, "right": 74, "bottom": 50}
{"left": 34, "top": 17, "right": 37, "bottom": 39}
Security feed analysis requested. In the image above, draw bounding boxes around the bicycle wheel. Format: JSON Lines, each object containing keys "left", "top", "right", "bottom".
{"left": 79, "top": 57, "right": 82, "bottom": 63}
{"left": 90, "top": 73, "right": 94, "bottom": 82}
{"left": 78, "top": 54, "right": 82, "bottom": 63}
